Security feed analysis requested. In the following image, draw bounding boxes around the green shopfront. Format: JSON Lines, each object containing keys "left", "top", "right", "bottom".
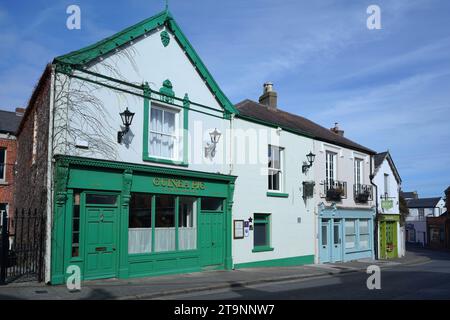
{"left": 50, "top": 156, "right": 236, "bottom": 284}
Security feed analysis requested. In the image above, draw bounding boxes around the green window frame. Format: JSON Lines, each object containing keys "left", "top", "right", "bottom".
{"left": 142, "top": 87, "right": 189, "bottom": 167}
{"left": 252, "top": 214, "right": 273, "bottom": 253}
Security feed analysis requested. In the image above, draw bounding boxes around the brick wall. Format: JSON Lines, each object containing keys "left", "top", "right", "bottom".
{"left": 0, "top": 136, "right": 17, "bottom": 215}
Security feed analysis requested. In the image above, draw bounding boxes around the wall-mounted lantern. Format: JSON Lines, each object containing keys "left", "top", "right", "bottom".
{"left": 117, "top": 107, "right": 135, "bottom": 143}
{"left": 205, "top": 128, "right": 222, "bottom": 160}
{"left": 302, "top": 151, "right": 316, "bottom": 173}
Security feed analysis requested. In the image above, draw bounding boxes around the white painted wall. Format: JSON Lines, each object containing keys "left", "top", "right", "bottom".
{"left": 373, "top": 157, "right": 400, "bottom": 214}
{"left": 231, "top": 118, "right": 316, "bottom": 265}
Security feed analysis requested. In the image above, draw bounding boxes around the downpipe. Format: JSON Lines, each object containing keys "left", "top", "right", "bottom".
{"left": 370, "top": 155, "right": 379, "bottom": 260}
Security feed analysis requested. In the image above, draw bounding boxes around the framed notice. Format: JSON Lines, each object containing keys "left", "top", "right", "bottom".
{"left": 234, "top": 220, "right": 245, "bottom": 239}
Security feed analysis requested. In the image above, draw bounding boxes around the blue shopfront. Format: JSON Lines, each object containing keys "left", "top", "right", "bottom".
{"left": 318, "top": 205, "right": 375, "bottom": 263}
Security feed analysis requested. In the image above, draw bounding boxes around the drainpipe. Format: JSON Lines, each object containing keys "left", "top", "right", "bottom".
{"left": 370, "top": 155, "right": 379, "bottom": 260}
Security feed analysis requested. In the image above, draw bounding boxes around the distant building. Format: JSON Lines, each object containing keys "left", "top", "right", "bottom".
{"left": 405, "top": 195, "right": 445, "bottom": 246}
{"left": 0, "top": 108, "right": 24, "bottom": 236}
{"left": 400, "top": 191, "right": 418, "bottom": 201}
{"left": 426, "top": 187, "right": 450, "bottom": 250}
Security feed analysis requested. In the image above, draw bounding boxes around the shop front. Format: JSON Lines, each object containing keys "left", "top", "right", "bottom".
{"left": 378, "top": 214, "right": 400, "bottom": 259}
{"left": 318, "top": 205, "right": 375, "bottom": 263}
{"left": 50, "top": 156, "right": 236, "bottom": 285}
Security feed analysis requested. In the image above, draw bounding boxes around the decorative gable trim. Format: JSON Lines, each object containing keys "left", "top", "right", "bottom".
{"left": 54, "top": 10, "right": 238, "bottom": 115}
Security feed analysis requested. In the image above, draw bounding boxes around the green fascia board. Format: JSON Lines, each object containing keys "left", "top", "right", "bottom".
{"left": 266, "top": 192, "right": 289, "bottom": 198}
{"left": 252, "top": 246, "right": 275, "bottom": 253}
{"left": 54, "top": 10, "right": 238, "bottom": 115}
{"left": 54, "top": 155, "right": 237, "bottom": 183}
{"left": 234, "top": 255, "right": 314, "bottom": 269}
{"left": 378, "top": 214, "right": 400, "bottom": 222}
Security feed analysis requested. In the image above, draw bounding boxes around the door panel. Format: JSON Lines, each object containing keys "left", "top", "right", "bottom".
{"left": 84, "top": 203, "right": 119, "bottom": 280}
{"left": 199, "top": 211, "right": 224, "bottom": 267}
{"left": 320, "top": 219, "right": 331, "bottom": 263}
{"left": 332, "top": 219, "right": 342, "bottom": 262}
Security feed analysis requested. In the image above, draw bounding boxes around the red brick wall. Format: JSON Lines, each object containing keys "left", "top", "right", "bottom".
{"left": 0, "top": 136, "right": 17, "bottom": 215}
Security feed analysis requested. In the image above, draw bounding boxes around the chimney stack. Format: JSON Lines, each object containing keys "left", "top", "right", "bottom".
{"left": 330, "top": 122, "right": 345, "bottom": 137}
{"left": 259, "top": 82, "right": 277, "bottom": 109}
{"left": 15, "top": 107, "right": 25, "bottom": 117}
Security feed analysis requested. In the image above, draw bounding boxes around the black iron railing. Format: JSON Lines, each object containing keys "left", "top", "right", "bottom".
{"left": 323, "top": 180, "right": 347, "bottom": 201}
{"left": 354, "top": 184, "right": 373, "bottom": 203}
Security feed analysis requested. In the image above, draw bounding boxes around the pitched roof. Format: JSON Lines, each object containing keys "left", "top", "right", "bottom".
{"left": 401, "top": 191, "right": 418, "bottom": 200}
{"left": 0, "top": 109, "right": 23, "bottom": 135}
{"left": 407, "top": 197, "right": 443, "bottom": 208}
{"left": 236, "top": 99, "right": 376, "bottom": 155}
{"left": 373, "top": 151, "right": 402, "bottom": 184}
{"left": 54, "top": 10, "right": 237, "bottom": 115}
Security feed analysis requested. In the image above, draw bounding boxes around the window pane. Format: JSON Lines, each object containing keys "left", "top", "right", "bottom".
{"left": 360, "top": 234, "right": 369, "bottom": 250}
{"left": 272, "top": 147, "right": 280, "bottom": 169}
{"left": 201, "top": 198, "right": 223, "bottom": 211}
{"left": 0, "top": 149, "right": 5, "bottom": 180}
{"left": 128, "top": 193, "right": 152, "bottom": 254}
{"left": 254, "top": 223, "right": 268, "bottom": 247}
{"left": 345, "top": 235, "right": 356, "bottom": 249}
{"left": 163, "top": 110, "right": 175, "bottom": 134}
{"left": 151, "top": 108, "right": 162, "bottom": 132}
{"left": 72, "top": 193, "right": 81, "bottom": 257}
{"left": 86, "top": 194, "right": 117, "bottom": 205}
{"left": 359, "top": 220, "right": 369, "bottom": 234}
{"left": 155, "top": 195, "right": 175, "bottom": 252}
{"left": 345, "top": 219, "right": 356, "bottom": 235}
{"left": 150, "top": 133, "right": 161, "bottom": 157}
{"left": 272, "top": 171, "right": 280, "bottom": 191}
{"left": 334, "top": 224, "right": 340, "bottom": 245}
{"left": 322, "top": 225, "right": 328, "bottom": 246}
{"left": 179, "top": 197, "right": 197, "bottom": 251}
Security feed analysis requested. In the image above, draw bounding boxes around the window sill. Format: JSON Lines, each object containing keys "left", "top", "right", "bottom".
{"left": 266, "top": 192, "right": 289, "bottom": 198}
{"left": 143, "top": 155, "right": 188, "bottom": 167}
{"left": 252, "top": 246, "right": 274, "bottom": 253}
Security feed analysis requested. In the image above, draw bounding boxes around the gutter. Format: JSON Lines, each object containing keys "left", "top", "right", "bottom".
{"left": 370, "top": 155, "right": 379, "bottom": 260}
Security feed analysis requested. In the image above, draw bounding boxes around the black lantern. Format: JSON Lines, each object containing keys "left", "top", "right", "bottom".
{"left": 302, "top": 151, "right": 316, "bottom": 173}
{"left": 117, "top": 107, "right": 135, "bottom": 143}
{"left": 209, "top": 128, "right": 222, "bottom": 144}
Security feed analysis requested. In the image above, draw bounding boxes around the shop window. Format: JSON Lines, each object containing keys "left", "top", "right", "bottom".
{"left": 268, "top": 145, "right": 283, "bottom": 192}
{"left": 155, "top": 195, "right": 176, "bottom": 252}
{"left": 359, "top": 219, "right": 370, "bottom": 250}
{"left": 345, "top": 219, "right": 356, "bottom": 249}
{"left": 129, "top": 193, "right": 152, "bottom": 254}
{"left": 86, "top": 194, "right": 117, "bottom": 205}
{"left": 72, "top": 193, "right": 81, "bottom": 258}
{"left": 149, "top": 105, "right": 179, "bottom": 160}
{"left": 201, "top": 198, "right": 223, "bottom": 211}
{"left": 253, "top": 214, "right": 271, "bottom": 250}
{"left": 0, "top": 148, "right": 6, "bottom": 181}
{"left": 178, "top": 197, "right": 197, "bottom": 250}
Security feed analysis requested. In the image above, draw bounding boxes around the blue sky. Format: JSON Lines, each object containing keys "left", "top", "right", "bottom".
{"left": 0, "top": 0, "right": 449, "bottom": 197}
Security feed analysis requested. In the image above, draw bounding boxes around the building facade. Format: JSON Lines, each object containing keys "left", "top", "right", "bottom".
{"left": 15, "top": 10, "right": 379, "bottom": 285}
{"left": 373, "top": 152, "right": 404, "bottom": 259}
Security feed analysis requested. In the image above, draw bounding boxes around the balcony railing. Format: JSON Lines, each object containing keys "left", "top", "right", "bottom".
{"left": 322, "top": 180, "right": 347, "bottom": 201}
{"left": 354, "top": 184, "right": 373, "bottom": 204}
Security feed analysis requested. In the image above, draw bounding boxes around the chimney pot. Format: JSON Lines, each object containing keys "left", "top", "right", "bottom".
{"left": 15, "top": 107, "right": 25, "bottom": 117}
{"left": 259, "top": 82, "right": 277, "bottom": 109}
{"left": 330, "top": 122, "right": 345, "bottom": 137}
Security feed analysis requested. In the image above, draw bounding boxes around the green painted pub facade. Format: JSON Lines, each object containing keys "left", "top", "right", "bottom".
{"left": 51, "top": 156, "right": 236, "bottom": 284}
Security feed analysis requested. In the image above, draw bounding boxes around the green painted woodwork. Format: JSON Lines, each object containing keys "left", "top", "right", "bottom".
{"left": 234, "top": 255, "right": 315, "bottom": 269}
{"left": 379, "top": 217, "right": 399, "bottom": 259}
{"left": 142, "top": 83, "right": 189, "bottom": 167}
{"left": 199, "top": 207, "right": 225, "bottom": 267}
{"left": 159, "top": 79, "right": 175, "bottom": 104}
{"left": 252, "top": 246, "right": 274, "bottom": 253}
{"left": 50, "top": 156, "right": 235, "bottom": 284}
{"left": 54, "top": 10, "right": 238, "bottom": 115}
{"left": 266, "top": 192, "right": 289, "bottom": 198}
{"left": 160, "top": 30, "right": 170, "bottom": 47}
{"left": 378, "top": 214, "right": 400, "bottom": 222}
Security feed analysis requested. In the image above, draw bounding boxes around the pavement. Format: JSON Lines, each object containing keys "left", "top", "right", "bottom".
{"left": 0, "top": 247, "right": 432, "bottom": 300}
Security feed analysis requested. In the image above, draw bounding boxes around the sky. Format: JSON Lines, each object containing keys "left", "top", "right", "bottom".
{"left": 0, "top": 0, "right": 449, "bottom": 197}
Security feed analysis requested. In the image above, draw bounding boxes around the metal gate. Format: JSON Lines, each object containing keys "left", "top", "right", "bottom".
{"left": 0, "top": 209, "right": 45, "bottom": 285}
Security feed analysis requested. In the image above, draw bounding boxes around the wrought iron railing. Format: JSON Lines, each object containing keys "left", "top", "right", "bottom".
{"left": 322, "top": 180, "right": 347, "bottom": 201}
{"left": 353, "top": 184, "right": 373, "bottom": 203}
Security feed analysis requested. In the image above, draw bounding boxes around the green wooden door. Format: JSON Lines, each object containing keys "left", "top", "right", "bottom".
{"left": 385, "top": 221, "right": 397, "bottom": 259}
{"left": 84, "top": 204, "right": 119, "bottom": 280}
{"left": 199, "top": 211, "right": 225, "bottom": 267}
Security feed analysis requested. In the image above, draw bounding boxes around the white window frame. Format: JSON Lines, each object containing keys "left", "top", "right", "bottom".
{"left": 268, "top": 145, "right": 284, "bottom": 192}
{"left": 354, "top": 158, "right": 363, "bottom": 186}
{"left": 148, "top": 103, "right": 181, "bottom": 161}
{"left": 326, "top": 151, "right": 337, "bottom": 188}
{"left": 384, "top": 173, "right": 389, "bottom": 197}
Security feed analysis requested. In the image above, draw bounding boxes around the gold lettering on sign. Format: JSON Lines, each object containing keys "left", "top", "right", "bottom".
{"left": 152, "top": 178, "right": 206, "bottom": 191}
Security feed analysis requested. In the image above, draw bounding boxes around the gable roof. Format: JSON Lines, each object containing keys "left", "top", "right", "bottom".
{"left": 54, "top": 10, "right": 237, "bottom": 115}
{"left": 0, "top": 110, "right": 23, "bottom": 135}
{"left": 236, "top": 99, "right": 376, "bottom": 155}
{"left": 401, "top": 191, "right": 418, "bottom": 200}
{"left": 407, "top": 197, "right": 443, "bottom": 209}
{"left": 373, "top": 151, "right": 402, "bottom": 184}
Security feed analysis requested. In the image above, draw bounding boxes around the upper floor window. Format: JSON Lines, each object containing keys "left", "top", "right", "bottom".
{"left": 326, "top": 151, "right": 337, "bottom": 186}
{"left": 149, "top": 105, "right": 179, "bottom": 160}
{"left": 0, "top": 148, "right": 6, "bottom": 181}
{"left": 384, "top": 174, "right": 389, "bottom": 197}
{"left": 268, "top": 145, "right": 283, "bottom": 192}
{"left": 354, "top": 158, "right": 363, "bottom": 186}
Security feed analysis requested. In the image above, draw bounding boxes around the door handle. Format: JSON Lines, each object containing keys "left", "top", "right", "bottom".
{"left": 212, "top": 242, "right": 215, "bottom": 246}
